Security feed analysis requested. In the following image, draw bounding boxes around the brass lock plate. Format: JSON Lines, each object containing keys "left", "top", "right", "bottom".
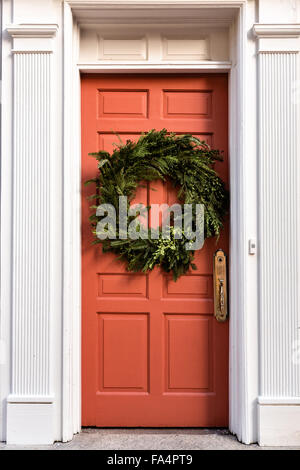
{"left": 213, "top": 249, "right": 228, "bottom": 322}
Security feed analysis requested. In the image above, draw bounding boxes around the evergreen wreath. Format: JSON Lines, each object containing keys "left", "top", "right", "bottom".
{"left": 86, "top": 129, "right": 229, "bottom": 281}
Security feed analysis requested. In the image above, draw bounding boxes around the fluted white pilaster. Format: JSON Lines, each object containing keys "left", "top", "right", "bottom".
{"left": 6, "top": 24, "right": 57, "bottom": 445}
{"left": 259, "top": 52, "right": 299, "bottom": 398}
{"left": 12, "top": 52, "right": 51, "bottom": 398}
{"left": 255, "top": 24, "right": 300, "bottom": 446}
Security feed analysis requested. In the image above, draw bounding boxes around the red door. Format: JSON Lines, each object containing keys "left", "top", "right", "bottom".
{"left": 82, "top": 74, "right": 229, "bottom": 427}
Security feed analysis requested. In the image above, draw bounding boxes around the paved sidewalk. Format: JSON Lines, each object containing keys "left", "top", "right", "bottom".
{"left": 1, "top": 428, "right": 299, "bottom": 450}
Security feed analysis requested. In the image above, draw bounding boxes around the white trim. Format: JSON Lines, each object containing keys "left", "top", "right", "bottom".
{"left": 71, "top": 1, "right": 244, "bottom": 28}
{"left": 62, "top": 2, "right": 82, "bottom": 442}
{"left": 258, "top": 397, "right": 300, "bottom": 405}
{"left": 227, "top": 1, "right": 259, "bottom": 444}
{"left": 7, "top": 395, "right": 54, "bottom": 404}
{"left": 61, "top": 0, "right": 259, "bottom": 446}
{"left": 7, "top": 24, "right": 58, "bottom": 53}
{"left": 253, "top": 23, "right": 300, "bottom": 38}
{"left": 11, "top": 50, "right": 54, "bottom": 54}
{"left": 7, "top": 403, "right": 54, "bottom": 445}
{"left": 0, "top": 0, "right": 14, "bottom": 441}
{"left": 78, "top": 62, "right": 232, "bottom": 72}
{"left": 258, "top": 49, "right": 299, "bottom": 53}
{"left": 68, "top": 0, "right": 246, "bottom": 8}
{"left": 258, "top": 404, "right": 300, "bottom": 446}
{"left": 6, "top": 24, "right": 58, "bottom": 38}
{"left": 253, "top": 23, "right": 300, "bottom": 54}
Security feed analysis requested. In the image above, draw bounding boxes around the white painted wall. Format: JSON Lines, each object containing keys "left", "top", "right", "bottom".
{"left": 0, "top": 0, "right": 299, "bottom": 446}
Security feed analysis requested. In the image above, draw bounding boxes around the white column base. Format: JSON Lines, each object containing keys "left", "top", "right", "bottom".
{"left": 258, "top": 403, "right": 300, "bottom": 446}
{"left": 7, "top": 403, "right": 54, "bottom": 445}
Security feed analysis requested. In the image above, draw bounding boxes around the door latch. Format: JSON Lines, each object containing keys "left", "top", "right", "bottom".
{"left": 213, "top": 249, "right": 228, "bottom": 322}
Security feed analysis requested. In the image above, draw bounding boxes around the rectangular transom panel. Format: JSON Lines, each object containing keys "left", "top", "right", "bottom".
{"left": 162, "top": 36, "right": 209, "bottom": 61}
{"left": 98, "top": 36, "right": 147, "bottom": 61}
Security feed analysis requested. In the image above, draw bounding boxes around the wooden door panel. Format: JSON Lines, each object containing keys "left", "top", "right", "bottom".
{"left": 165, "top": 315, "right": 212, "bottom": 391}
{"left": 163, "top": 90, "right": 213, "bottom": 118}
{"left": 98, "top": 89, "right": 149, "bottom": 119}
{"left": 163, "top": 275, "right": 213, "bottom": 298}
{"left": 97, "top": 274, "right": 148, "bottom": 298}
{"left": 98, "top": 133, "right": 141, "bottom": 152}
{"left": 82, "top": 74, "right": 229, "bottom": 427}
{"left": 98, "top": 313, "right": 149, "bottom": 391}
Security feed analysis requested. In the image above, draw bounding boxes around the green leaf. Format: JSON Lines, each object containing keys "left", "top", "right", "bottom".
{"left": 84, "top": 178, "right": 97, "bottom": 186}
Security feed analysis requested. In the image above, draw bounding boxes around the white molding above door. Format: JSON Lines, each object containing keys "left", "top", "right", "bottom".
{"left": 253, "top": 23, "right": 300, "bottom": 38}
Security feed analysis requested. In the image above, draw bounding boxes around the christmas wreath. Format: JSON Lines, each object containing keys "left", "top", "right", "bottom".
{"left": 86, "top": 129, "right": 228, "bottom": 281}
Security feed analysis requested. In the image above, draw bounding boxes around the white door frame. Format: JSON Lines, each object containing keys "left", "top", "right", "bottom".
{"left": 62, "top": 0, "right": 258, "bottom": 444}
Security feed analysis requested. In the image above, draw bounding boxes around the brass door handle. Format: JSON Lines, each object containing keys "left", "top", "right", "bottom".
{"left": 219, "top": 279, "right": 225, "bottom": 314}
{"left": 213, "top": 250, "right": 228, "bottom": 322}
